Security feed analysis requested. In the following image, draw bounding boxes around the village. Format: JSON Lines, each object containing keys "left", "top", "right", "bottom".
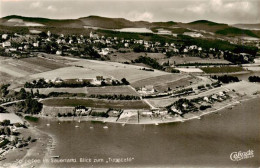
{"left": 1, "top": 26, "right": 260, "bottom": 164}
{"left": 0, "top": 29, "right": 258, "bottom": 66}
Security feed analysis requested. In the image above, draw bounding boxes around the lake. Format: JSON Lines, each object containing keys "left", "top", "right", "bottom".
{"left": 35, "top": 97, "right": 260, "bottom": 167}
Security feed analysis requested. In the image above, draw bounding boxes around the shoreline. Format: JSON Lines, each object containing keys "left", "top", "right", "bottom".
{"left": 0, "top": 124, "right": 56, "bottom": 168}
{"left": 36, "top": 95, "right": 259, "bottom": 125}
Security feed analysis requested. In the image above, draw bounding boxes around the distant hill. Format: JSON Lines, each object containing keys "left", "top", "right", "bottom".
{"left": 79, "top": 15, "right": 151, "bottom": 29}
{"left": 232, "top": 23, "right": 260, "bottom": 30}
{"left": 216, "top": 27, "right": 258, "bottom": 38}
{"left": 0, "top": 15, "right": 259, "bottom": 38}
{"left": 1, "top": 15, "right": 84, "bottom": 28}
{"left": 188, "top": 20, "right": 227, "bottom": 26}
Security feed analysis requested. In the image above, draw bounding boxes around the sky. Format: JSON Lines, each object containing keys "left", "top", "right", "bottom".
{"left": 0, "top": 0, "right": 259, "bottom": 24}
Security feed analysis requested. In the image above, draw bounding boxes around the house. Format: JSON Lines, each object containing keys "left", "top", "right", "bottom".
{"left": 9, "top": 48, "right": 17, "bottom": 52}
{"left": 90, "top": 31, "right": 99, "bottom": 39}
{"left": 47, "top": 31, "right": 51, "bottom": 37}
{"left": 2, "top": 41, "right": 11, "bottom": 47}
{"left": 124, "top": 43, "right": 129, "bottom": 48}
{"left": 173, "top": 48, "right": 179, "bottom": 53}
{"left": 183, "top": 48, "right": 188, "bottom": 53}
{"left": 75, "top": 106, "right": 91, "bottom": 116}
{"left": 189, "top": 45, "right": 197, "bottom": 50}
{"left": 2, "top": 34, "right": 8, "bottom": 40}
{"left": 56, "top": 50, "right": 62, "bottom": 55}
{"left": 99, "top": 48, "right": 109, "bottom": 56}
{"left": 141, "top": 110, "right": 153, "bottom": 115}
{"left": 203, "top": 97, "right": 209, "bottom": 102}
{"left": 33, "top": 42, "right": 39, "bottom": 47}
{"left": 52, "top": 77, "right": 63, "bottom": 83}
{"left": 171, "top": 106, "right": 182, "bottom": 114}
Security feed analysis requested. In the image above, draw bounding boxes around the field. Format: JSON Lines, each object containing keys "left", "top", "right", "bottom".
{"left": 30, "top": 66, "right": 104, "bottom": 80}
{"left": 67, "top": 59, "right": 169, "bottom": 83}
{"left": 20, "top": 86, "right": 139, "bottom": 96}
{"left": 154, "top": 76, "right": 199, "bottom": 92}
{"left": 201, "top": 66, "right": 245, "bottom": 73}
{"left": 0, "top": 113, "right": 23, "bottom": 124}
{"left": 131, "top": 74, "right": 186, "bottom": 88}
{"left": 175, "top": 68, "right": 203, "bottom": 73}
{"left": 0, "top": 56, "right": 68, "bottom": 84}
{"left": 108, "top": 52, "right": 166, "bottom": 63}
{"left": 41, "top": 98, "right": 150, "bottom": 109}
{"left": 86, "top": 86, "right": 139, "bottom": 96}
{"left": 158, "top": 57, "right": 231, "bottom": 65}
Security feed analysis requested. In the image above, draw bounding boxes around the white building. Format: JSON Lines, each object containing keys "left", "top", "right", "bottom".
{"left": 2, "top": 42, "right": 11, "bottom": 48}
{"left": 2, "top": 34, "right": 8, "bottom": 40}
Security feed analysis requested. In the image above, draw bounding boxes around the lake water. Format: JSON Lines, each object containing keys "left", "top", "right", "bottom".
{"left": 35, "top": 97, "right": 260, "bottom": 167}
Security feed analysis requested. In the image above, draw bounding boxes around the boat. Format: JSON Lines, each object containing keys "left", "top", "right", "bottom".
{"left": 90, "top": 126, "right": 94, "bottom": 129}
{"left": 50, "top": 156, "right": 60, "bottom": 158}
{"left": 75, "top": 125, "right": 79, "bottom": 128}
{"left": 103, "top": 126, "right": 108, "bottom": 129}
{"left": 155, "top": 123, "right": 159, "bottom": 126}
{"left": 46, "top": 124, "right": 50, "bottom": 126}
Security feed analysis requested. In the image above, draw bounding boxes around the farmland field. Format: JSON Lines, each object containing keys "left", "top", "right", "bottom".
{"left": 201, "top": 66, "right": 245, "bottom": 73}
{"left": 108, "top": 52, "right": 166, "bottom": 63}
{"left": 30, "top": 66, "right": 105, "bottom": 80}
{"left": 175, "top": 67, "right": 203, "bottom": 73}
{"left": 41, "top": 98, "right": 150, "bottom": 109}
{"left": 0, "top": 57, "right": 68, "bottom": 78}
{"left": 131, "top": 73, "right": 186, "bottom": 88}
{"left": 158, "top": 57, "right": 231, "bottom": 65}
{"left": 67, "top": 59, "right": 169, "bottom": 83}
{"left": 154, "top": 76, "right": 198, "bottom": 92}
{"left": 21, "top": 57, "right": 67, "bottom": 69}
{"left": 20, "top": 86, "right": 139, "bottom": 96}
{"left": 86, "top": 86, "right": 139, "bottom": 96}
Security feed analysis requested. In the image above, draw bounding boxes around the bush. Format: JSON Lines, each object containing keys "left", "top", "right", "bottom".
{"left": 199, "top": 105, "right": 211, "bottom": 110}
{"left": 248, "top": 76, "right": 260, "bottom": 82}
{"left": 24, "top": 116, "right": 39, "bottom": 122}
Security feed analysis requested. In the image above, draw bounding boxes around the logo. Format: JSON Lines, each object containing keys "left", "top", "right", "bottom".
{"left": 230, "top": 150, "right": 254, "bottom": 161}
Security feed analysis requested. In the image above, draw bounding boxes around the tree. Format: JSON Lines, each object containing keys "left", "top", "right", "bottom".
{"left": 0, "top": 107, "right": 6, "bottom": 113}
{"left": 4, "top": 127, "right": 11, "bottom": 136}
{"left": 0, "top": 84, "right": 10, "bottom": 97}
{"left": 2, "top": 120, "right": 10, "bottom": 126}
{"left": 121, "top": 78, "right": 130, "bottom": 85}
{"left": 17, "top": 88, "right": 27, "bottom": 99}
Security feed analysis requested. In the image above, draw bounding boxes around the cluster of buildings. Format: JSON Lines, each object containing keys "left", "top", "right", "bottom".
{"left": 0, "top": 30, "right": 220, "bottom": 59}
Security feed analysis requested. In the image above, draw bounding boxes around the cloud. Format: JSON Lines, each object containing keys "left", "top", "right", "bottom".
{"left": 128, "top": 11, "right": 153, "bottom": 21}
{"left": 30, "top": 1, "right": 41, "bottom": 8}
{"left": 47, "top": 5, "right": 57, "bottom": 11}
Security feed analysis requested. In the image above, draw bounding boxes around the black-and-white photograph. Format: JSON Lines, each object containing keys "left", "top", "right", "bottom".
{"left": 0, "top": 0, "right": 259, "bottom": 167}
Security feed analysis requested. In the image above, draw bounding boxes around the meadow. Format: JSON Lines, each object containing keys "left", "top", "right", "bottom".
{"left": 201, "top": 66, "right": 245, "bottom": 73}
{"left": 41, "top": 98, "right": 150, "bottom": 109}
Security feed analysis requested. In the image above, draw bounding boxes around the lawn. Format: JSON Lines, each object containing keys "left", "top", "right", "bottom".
{"left": 201, "top": 66, "right": 245, "bottom": 73}
{"left": 42, "top": 98, "right": 150, "bottom": 109}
